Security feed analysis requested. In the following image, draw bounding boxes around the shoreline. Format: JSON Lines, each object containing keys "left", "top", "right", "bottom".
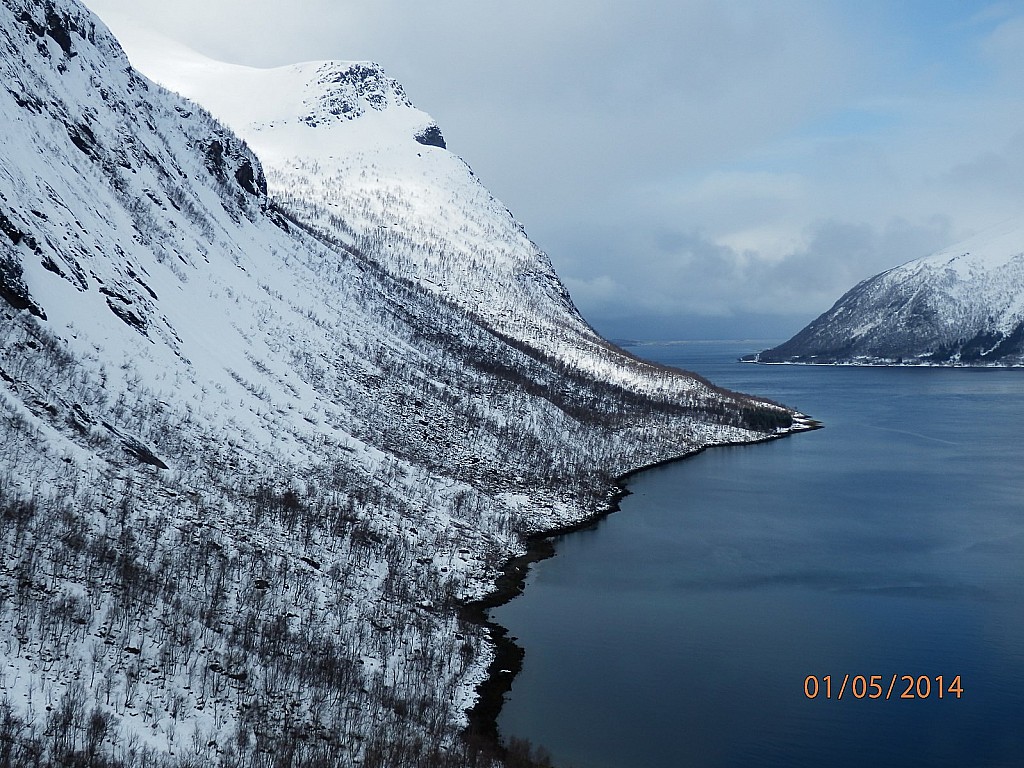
{"left": 741, "top": 358, "right": 1024, "bottom": 368}
{"left": 460, "top": 417, "right": 822, "bottom": 750}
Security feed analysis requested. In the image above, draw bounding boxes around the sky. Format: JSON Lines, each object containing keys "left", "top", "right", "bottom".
{"left": 84, "top": 0, "right": 1024, "bottom": 340}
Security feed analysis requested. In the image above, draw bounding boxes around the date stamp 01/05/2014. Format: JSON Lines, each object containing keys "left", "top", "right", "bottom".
{"left": 803, "top": 674, "right": 963, "bottom": 701}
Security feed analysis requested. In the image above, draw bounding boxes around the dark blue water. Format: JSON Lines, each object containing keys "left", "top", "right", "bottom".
{"left": 492, "top": 341, "right": 1024, "bottom": 768}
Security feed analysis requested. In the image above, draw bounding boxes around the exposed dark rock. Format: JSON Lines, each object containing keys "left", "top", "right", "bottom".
{"left": 43, "top": 6, "right": 75, "bottom": 56}
{"left": 99, "top": 420, "right": 169, "bottom": 469}
{"left": 0, "top": 210, "right": 29, "bottom": 246}
{"left": 305, "top": 62, "right": 413, "bottom": 125}
{"left": 267, "top": 203, "right": 291, "bottom": 233}
{"left": 234, "top": 159, "right": 265, "bottom": 196}
{"left": 0, "top": 248, "right": 46, "bottom": 319}
{"left": 66, "top": 121, "right": 97, "bottom": 157}
{"left": 17, "top": 2, "right": 95, "bottom": 59}
{"left": 105, "top": 296, "right": 147, "bottom": 334}
{"left": 142, "top": 188, "right": 165, "bottom": 209}
{"left": 205, "top": 138, "right": 265, "bottom": 197}
{"left": 98, "top": 285, "right": 133, "bottom": 304}
{"left": 0, "top": 221, "right": 19, "bottom": 248}
{"left": 67, "top": 402, "right": 94, "bottom": 434}
{"left": 7, "top": 85, "right": 43, "bottom": 113}
{"left": 17, "top": 10, "right": 46, "bottom": 41}
{"left": 132, "top": 277, "right": 158, "bottom": 300}
{"left": 120, "top": 437, "right": 168, "bottom": 469}
{"left": 204, "top": 139, "right": 226, "bottom": 182}
{"left": 414, "top": 124, "right": 446, "bottom": 149}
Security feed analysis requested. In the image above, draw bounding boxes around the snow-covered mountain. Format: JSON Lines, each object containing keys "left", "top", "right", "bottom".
{"left": 0, "top": 1, "right": 805, "bottom": 766}
{"left": 748, "top": 218, "right": 1024, "bottom": 365}
{"left": 112, "top": 26, "right": 655, "bottom": 389}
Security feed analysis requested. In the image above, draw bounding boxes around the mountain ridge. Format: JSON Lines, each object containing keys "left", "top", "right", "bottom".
{"left": 746, "top": 216, "right": 1024, "bottom": 366}
{"left": 104, "top": 27, "right": 611, "bottom": 373}
{"left": 0, "top": 1, "right": 805, "bottom": 765}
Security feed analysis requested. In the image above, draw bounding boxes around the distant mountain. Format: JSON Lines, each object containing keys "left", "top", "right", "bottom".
{"left": 746, "top": 218, "right": 1024, "bottom": 365}
{"left": 0, "top": 1, "right": 805, "bottom": 766}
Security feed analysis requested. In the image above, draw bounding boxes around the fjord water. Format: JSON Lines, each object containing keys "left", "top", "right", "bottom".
{"left": 492, "top": 341, "right": 1024, "bottom": 768}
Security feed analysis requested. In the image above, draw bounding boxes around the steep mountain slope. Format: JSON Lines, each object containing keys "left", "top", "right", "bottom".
{"left": 748, "top": 218, "right": 1024, "bottom": 365}
{"left": 0, "top": 1, "right": 804, "bottom": 766}
{"left": 110, "top": 27, "right": 662, "bottom": 389}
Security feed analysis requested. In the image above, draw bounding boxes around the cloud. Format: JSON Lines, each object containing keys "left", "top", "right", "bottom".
{"left": 560, "top": 215, "right": 955, "bottom": 326}
{"left": 945, "top": 129, "right": 1024, "bottom": 197}
{"left": 979, "top": 10, "right": 1024, "bottom": 82}
{"left": 84, "top": 0, "right": 1024, "bottom": 338}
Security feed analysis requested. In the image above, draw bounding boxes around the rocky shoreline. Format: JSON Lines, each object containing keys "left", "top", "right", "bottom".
{"left": 461, "top": 418, "right": 821, "bottom": 756}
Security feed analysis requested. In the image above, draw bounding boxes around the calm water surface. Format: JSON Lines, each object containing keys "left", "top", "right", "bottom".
{"left": 492, "top": 341, "right": 1024, "bottom": 768}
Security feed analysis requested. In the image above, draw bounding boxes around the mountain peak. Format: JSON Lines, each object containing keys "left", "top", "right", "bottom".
{"left": 299, "top": 60, "right": 413, "bottom": 126}
{"left": 0, "top": 2, "right": 802, "bottom": 763}
{"left": 750, "top": 215, "right": 1024, "bottom": 365}
{"left": 79, "top": 15, "right": 440, "bottom": 142}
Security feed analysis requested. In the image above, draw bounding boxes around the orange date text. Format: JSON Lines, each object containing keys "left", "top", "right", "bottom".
{"left": 803, "top": 674, "right": 963, "bottom": 701}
